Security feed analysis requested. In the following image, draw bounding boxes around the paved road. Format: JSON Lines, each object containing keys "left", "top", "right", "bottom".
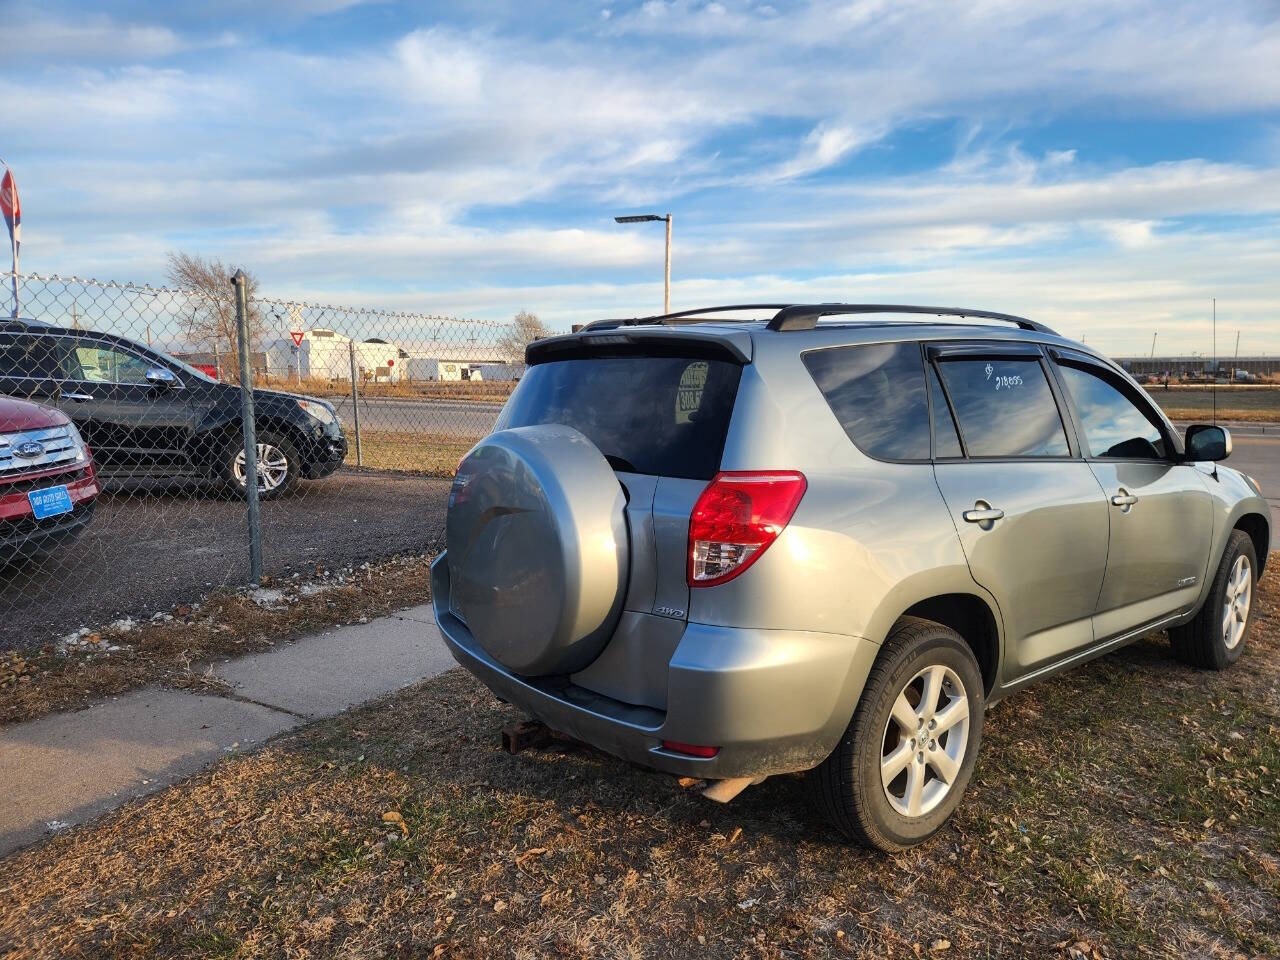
{"left": 1224, "top": 434, "right": 1280, "bottom": 531}
{"left": 0, "top": 469, "right": 452, "bottom": 647}
{"left": 329, "top": 397, "right": 502, "bottom": 438}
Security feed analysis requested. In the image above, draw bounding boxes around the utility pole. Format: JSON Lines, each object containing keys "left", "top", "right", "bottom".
{"left": 1150, "top": 331, "right": 1157, "bottom": 358}
{"left": 71, "top": 302, "right": 79, "bottom": 330}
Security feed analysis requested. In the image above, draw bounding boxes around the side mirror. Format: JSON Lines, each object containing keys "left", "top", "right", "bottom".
{"left": 145, "top": 366, "right": 178, "bottom": 388}
{"left": 1185, "top": 424, "right": 1231, "bottom": 462}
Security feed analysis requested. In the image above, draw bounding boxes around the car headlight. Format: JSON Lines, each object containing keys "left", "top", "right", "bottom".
{"left": 296, "top": 399, "right": 337, "bottom": 426}
{"left": 67, "top": 421, "right": 89, "bottom": 462}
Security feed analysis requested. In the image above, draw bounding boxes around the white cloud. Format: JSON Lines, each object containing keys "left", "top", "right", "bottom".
{"left": 0, "top": 0, "right": 1278, "bottom": 351}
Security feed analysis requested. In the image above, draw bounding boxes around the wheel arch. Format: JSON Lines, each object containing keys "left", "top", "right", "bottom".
{"left": 898, "top": 593, "right": 1001, "bottom": 697}
{"left": 1233, "top": 512, "right": 1270, "bottom": 576}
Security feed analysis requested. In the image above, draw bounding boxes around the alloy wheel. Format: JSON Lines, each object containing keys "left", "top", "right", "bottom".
{"left": 880, "top": 664, "right": 970, "bottom": 818}
{"left": 1221, "top": 554, "right": 1252, "bottom": 651}
{"left": 233, "top": 443, "right": 290, "bottom": 493}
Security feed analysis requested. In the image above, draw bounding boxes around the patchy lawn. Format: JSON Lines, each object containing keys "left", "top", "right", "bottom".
{"left": 1, "top": 562, "right": 1277, "bottom": 959}
{"left": 346, "top": 430, "right": 478, "bottom": 476}
{"left": 0, "top": 553, "right": 433, "bottom": 728}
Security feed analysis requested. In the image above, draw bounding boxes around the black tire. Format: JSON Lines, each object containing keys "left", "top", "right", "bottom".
{"left": 809, "top": 617, "right": 985, "bottom": 852}
{"left": 1169, "top": 530, "right": 1257, "bottom": 671}
{"left": 222, "top": 428, "right": 300, "bottom": 501}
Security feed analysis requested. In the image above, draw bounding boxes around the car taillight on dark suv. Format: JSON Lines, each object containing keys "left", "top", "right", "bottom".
{"left": 687, "top": 470, "right": 807, "bottom": 586}
{"left": 0, "top": 396, "right": 100, "bottom": 563}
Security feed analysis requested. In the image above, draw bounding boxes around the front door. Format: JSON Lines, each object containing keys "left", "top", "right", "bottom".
{"left": 58, "top": 335, "right": 195, "bottom": 476}
{"left": 1050, "top": 352, "right": 1214, "bottom": 639}
{"left": 930, "top": 344, "right": 1111, "bottom": 684}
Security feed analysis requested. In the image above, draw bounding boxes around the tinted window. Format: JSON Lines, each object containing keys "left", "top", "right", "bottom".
{"left": 803, "top": 341, "right": 930, "bottom": 460}
{"left": 499, "top": 355, "right": 742, "bottom": 480}
{"left": 929, "top": 367, "right": 963, "bottom": 458}
{"left": 1057, "top": 362, "right": 1167, "bottom": 459}
{"left": 0, "top": 334, "right": 63, "bottom": 379}
{"left": 938, "top": 357, "right": 1069, "bottom": 458}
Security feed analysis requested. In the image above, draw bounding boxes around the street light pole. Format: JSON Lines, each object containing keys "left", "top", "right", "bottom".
{"left": 663, "top": 214, "right": 672, "bottom": 314}
{"left": 615, "top": 213, "right": 673, "bottom": 314}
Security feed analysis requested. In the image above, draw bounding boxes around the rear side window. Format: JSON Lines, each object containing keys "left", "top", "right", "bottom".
{"left": 499, "top": 355, "right": 742, "bottom": 480}
{"left": 937, "top": 357, "right": 1070, "bottom": 458}
{"left": 802, "top": 341, "right": 930, "bottom": 461}
{"left": 0, "top": 334, "right": 63, "bottom": 379}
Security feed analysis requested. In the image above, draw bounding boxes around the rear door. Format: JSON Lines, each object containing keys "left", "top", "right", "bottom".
{"left": 929, "top": 343, "right": 1110, "bottom": 683}
{"left": 1049, "top": 350, "right": 1213, "bottom": 638}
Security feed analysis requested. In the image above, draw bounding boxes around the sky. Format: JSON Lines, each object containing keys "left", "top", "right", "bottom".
{"left": 2, "top": 0, "right": 1279, "bottom": 355}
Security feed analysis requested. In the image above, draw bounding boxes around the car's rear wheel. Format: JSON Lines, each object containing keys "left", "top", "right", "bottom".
{"left": 224, "top": 429, "right": 299, "bottom": 501}
{"left": 810, "top": 617, "right": 984, "bottom": 852}
{"left": 1169, "top": 529, "right": 1257, "bottom": 670}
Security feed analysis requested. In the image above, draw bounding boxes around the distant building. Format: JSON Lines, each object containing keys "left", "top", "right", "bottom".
{"left": 1117, "top": 356, "right": 1280, "bottom": 378}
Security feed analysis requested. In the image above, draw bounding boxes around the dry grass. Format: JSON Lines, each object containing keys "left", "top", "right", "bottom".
{"left": 346, "top": 430, "right": 479, "bottom": 475}
{"left": 260, "top": 376, "right": 514, "bottom": 404}
{"left": 1, "top": 560, "right": 1277, "bottom": 958}
{"left": 0, "top": 554, "right": 433, "bottom": 728}
{"left": 1146, "top": 385, "right": 1280, "bottom": 423}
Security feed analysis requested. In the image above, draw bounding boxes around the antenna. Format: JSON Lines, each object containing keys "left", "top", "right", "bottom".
{"left": 1211, "top": 298, "right": 1217, "bottom": 426}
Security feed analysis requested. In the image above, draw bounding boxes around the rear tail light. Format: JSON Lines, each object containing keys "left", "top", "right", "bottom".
{"left": 687, "top": 470, "right": 807, "bottom": 587}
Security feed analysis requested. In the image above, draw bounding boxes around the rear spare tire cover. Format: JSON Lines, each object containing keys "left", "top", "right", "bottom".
{"left": 446, "top": 424, "right": 629, "bottom": 676}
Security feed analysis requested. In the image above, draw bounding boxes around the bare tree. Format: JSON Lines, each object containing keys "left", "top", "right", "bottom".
{"left": 166, "top": 252, "right": 265, "bottom": 376}
{"left": 497, "top": 310, "right": 550, "bottom": 362}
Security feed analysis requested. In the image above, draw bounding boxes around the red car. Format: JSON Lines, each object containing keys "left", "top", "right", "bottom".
{"left": 0, "top": 396, "right": 99, "bottom": 562}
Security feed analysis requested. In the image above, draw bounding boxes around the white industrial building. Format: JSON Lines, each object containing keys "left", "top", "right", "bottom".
{"left": 264, "top": 329, "right": 408, "bottom": 382}
{"left": 264, "top": 329, "right": 520, "bottom": 383}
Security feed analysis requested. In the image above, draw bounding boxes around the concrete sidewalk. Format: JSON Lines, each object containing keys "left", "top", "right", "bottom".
{"left": 0, "top": 605, "right": 453, "bottom": 857}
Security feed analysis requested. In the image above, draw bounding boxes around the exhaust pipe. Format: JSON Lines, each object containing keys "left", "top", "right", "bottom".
{"left": 702, "top": 775, "right": 767, "bottom": 803}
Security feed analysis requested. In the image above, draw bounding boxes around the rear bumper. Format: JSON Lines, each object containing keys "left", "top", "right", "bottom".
{"left": 431, "top": 553, "right": 878, "bottom": 779}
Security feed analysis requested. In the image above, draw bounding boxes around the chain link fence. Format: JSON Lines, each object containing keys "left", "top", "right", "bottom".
{"left": 0, "top": 273, "right": 515, "bottom": 647}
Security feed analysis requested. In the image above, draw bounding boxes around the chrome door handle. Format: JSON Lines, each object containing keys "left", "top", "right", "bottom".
{"left": 1110, "top": 491, "right": 1138, "bottom": 507}
{"left": 962, "top": 506, "right": 1005, "bottom": 523}
{"left": 63, "top": 391, "right": 94, "bottom": 402}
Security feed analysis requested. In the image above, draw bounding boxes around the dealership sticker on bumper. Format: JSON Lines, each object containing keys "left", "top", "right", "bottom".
{"left": 28, "top": 485, "right": 73, "bottom": 520}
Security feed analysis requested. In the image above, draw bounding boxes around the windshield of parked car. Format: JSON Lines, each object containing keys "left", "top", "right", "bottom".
{"left": 497, "top": 354, "right": 743, "bottom": 480}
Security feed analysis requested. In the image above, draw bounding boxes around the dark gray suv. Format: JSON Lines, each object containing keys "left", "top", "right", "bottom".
{"left": 432, "top": 304, "right": 1270, "bottom": 850}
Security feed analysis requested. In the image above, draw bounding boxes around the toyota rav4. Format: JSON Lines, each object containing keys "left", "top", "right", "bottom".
{"left": 432, "top": 304, "right": 1271, "bottom": 851}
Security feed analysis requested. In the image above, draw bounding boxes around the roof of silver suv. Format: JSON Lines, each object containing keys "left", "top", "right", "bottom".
{"left": 533, "top": 303, "right": 1074, "bottom": 368}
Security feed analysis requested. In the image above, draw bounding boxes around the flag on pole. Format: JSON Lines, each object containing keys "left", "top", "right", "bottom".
{"left": 0, "top": 168, "right": 19, "bottom": 319}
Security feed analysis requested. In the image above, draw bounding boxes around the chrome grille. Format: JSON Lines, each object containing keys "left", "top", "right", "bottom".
{"left": 0, "top": 425, "right": 83, "bottom": 477}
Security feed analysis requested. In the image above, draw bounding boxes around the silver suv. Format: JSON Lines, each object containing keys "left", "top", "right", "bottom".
{"left": 432, "top": 304, "right": 1271, "bottom": 851}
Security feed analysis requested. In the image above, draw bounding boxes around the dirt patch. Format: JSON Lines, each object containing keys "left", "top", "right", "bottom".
{"left": 0, "top": 553, "right": 433, "bottom": 728}
{"left": 0, "top": 563, "right": 1276, "bottom": 959}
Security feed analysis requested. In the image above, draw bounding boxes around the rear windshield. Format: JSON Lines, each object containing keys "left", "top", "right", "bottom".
{"left": 498, "top": 355, "right": 743, "bottom": 480}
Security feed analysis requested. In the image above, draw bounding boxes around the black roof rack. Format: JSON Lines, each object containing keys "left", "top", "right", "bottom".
{"left": 578, "top": 303, "right": 1056, "bottom": 336}
{"left": 579, "top": 305, "right": 793, "bottom": 331}
{"left": 765, "top": 303, "right": 1056, "bottom": 334}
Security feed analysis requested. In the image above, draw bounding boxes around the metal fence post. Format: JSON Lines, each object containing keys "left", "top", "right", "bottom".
{"left": 348, "top": 339, "right": 363, "bottom": 467}
{"left": 232, "top": 269, "right": 263, "bottom": 584}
